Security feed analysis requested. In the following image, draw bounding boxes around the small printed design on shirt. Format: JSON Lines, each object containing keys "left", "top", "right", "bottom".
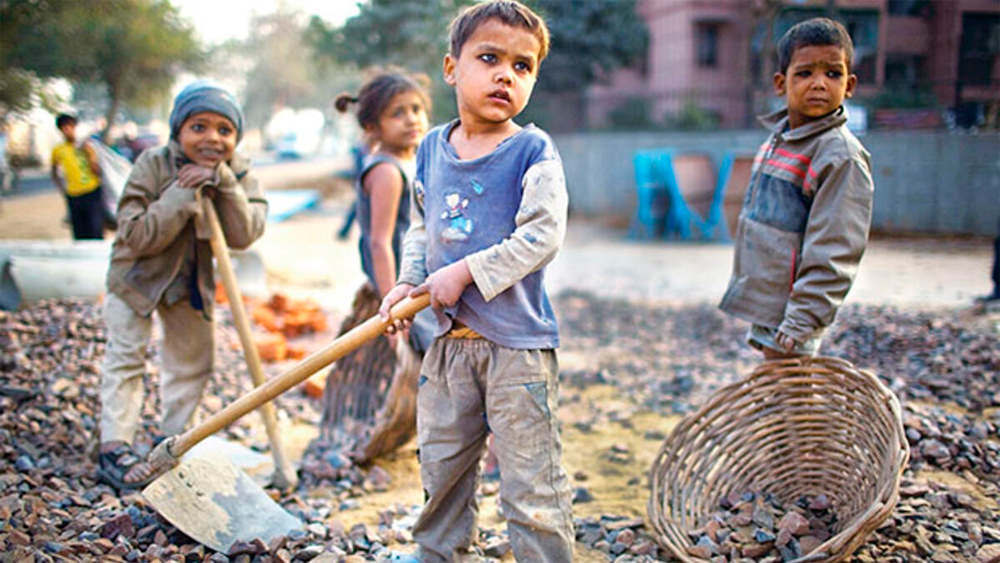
{"left": 440, "top": 192, "right": 473, "bottom": 243}
{"left": 413, "top": 179, "right": 425, "bottom": 207}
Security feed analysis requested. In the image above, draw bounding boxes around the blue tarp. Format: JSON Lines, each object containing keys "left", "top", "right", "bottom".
{"left": 627, "top": 150, "right": 734, "bottom": 242}
{"left": 267, "top": 189, "right": 320, "bottom": 222}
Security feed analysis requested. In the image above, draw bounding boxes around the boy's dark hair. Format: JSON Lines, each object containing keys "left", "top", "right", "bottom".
{"left": 448, "top": 0, "right": 550, "bottom": 63}
{"left": 55, "top": 113, "right": 77, "bottom": 129}
{"left": 334, "top": 68, "right": 431, "bottom": 131}
{"left": 776, "top": 17, "right": 854, "bottom": 74}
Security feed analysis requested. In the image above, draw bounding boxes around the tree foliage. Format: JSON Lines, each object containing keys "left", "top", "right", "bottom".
{"left": 234, "top": 7, "right": 355, "bottom": 130}
{"left": 307, "top": 0, "right": 647, "bottom": 129}
{"left": 306, "top": 0, "right": 471, "bottom": 122}
{"left": 1, "top": 0, "right": 203, "bottom": 136}
{"left": 1, "top": 0, "right": 67, "bottom": 120}
{"left": 309, "top": 0, "right": 646, "bottom": 88}
{"left": 0, "top": 68, "right": 65, "bottom": 121}
{"left": 307, "top": 0, "right": 471, "bottom": 76}
{"left": 529, "top": 0, "right": 648, "bottom": 92}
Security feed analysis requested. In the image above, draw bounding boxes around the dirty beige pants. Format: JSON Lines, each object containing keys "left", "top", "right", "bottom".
{"left": 100, "top": 292, "right": 214, "bottom": 444}
{"left": 412, "top": 338, "right": 574, "bottom": 562}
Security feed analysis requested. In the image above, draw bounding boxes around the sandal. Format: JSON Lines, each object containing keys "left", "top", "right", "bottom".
{"left": 97, "top": 442, "right": 156, "bottom": 490}
{"left": 146, "top": 431, "right": 168, "bottom": 452}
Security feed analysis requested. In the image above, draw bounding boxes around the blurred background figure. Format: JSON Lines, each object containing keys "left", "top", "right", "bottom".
{"left": 0, "top": 129, "right": 17, "bottom": 194}
{"left": 317, "top": 68, "right": 437, "bottom": 462}
{"left": 977, "top": 221, "right": 1000, "bottom": 307}
{"left": 50, "top": 113, "right": 104, "bottom": 240}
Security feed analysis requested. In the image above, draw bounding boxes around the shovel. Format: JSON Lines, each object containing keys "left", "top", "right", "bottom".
{"left": 201, "top": 196, "right": 296, "bottom": 490}
{"left": 142, "top": 291, "right": 430, "bottom": 552}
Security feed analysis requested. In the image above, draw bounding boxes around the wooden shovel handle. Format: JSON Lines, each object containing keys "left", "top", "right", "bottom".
{"left": 201, "top": 197, "right": 294, "bottom": 487}
{"left": 169, "top": 291, "right": 431, "bottom": 458}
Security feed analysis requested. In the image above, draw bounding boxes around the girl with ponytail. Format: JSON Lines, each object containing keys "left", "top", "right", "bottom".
{"left": 316, "top": 69, "right": 436, "bottom": 463}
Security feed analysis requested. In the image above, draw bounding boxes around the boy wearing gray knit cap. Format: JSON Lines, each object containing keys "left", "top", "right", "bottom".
{"left": 97, "top": 80, "right": 267, "bottom": 491}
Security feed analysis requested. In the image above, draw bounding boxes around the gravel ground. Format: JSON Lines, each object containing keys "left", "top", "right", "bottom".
{"left": 1, "top": 291, "right": 997, "bottom": 562}
{"left": 2, "top": 191, "right": 998, "bottom": 562}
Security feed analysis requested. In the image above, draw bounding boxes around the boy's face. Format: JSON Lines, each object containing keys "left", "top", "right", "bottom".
{"left": 59, "top": 123, "right": 77, "bottom": 142}
{"left": 374, "top": 90, "right": 429, "bottom": 152}
{"left": 177, "top": 111, "right": 237, "bottom": 167}
{"left": 774, "top": 45, "right": 856, "bottom": 129}
{"left": 443, "top": 19, "right": 541, "bottom": 127}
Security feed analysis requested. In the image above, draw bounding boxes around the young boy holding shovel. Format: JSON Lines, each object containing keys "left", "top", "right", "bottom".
{"left": 379, "top": 1, "right": 575, "bottom": 559}
{"left": 99, "top": 80, "right": 267, "bottom": 490}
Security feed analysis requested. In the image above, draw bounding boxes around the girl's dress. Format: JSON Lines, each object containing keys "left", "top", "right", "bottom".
{"left": 319, "top": 153, "right": 435, "bottom": 462}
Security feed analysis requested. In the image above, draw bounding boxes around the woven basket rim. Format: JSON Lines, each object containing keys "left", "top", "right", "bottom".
{"left": 648, "top": 356, "right": 910, "bottom": 563}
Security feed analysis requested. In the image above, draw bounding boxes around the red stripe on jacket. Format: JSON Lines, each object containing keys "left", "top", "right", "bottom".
{"left": 766, "top": 158, "right": 807, "bottom": 179}
{"left": 773, "top": 148, "right": 812, "bottom": 166}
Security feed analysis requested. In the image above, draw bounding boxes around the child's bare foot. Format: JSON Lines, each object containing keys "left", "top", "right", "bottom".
{"left": 97, "top": 441, "right": 157, "bottom": 490}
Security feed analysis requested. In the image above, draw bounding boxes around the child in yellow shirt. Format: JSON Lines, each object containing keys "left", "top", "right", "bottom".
{"left": 50, "top": 113, "right": 104, "bottom": 239}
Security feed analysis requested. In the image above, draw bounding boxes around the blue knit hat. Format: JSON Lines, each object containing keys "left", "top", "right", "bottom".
{"left": 169, "top": 80, "right": 244, "bottom": 142}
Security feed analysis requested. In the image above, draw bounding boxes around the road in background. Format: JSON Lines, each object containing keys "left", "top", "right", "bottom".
{"left": 260, "top": 196, "right": 995, "bottom": 314}
{"left": 2, "top": 158, "right": 993, "bottom": 312}
{"left": 3, "top": 151, "right": 347, "bottom": 199}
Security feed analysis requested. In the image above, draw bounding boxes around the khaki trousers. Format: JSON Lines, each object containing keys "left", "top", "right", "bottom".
{"left": 413, "top": 338, "right": 574, "bottom": 562}
{"left": 100, "top": 292, "right": 214, "bottom": 444}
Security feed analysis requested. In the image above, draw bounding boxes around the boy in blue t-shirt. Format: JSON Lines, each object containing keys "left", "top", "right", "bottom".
{"left": 379, "top": 1, "right": 573, "bottom": 560}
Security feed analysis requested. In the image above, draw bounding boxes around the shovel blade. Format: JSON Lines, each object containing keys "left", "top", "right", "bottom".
{"left": 143, "top": 455, "right": 301, "bottom": 553}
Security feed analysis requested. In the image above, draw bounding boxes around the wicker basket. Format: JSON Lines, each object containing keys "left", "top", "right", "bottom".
{"left": 648, "top": 357, "right": 909, "bottom": 563}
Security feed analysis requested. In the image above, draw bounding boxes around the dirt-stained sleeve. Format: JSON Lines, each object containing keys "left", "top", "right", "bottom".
{"left": 779, "top": 155, "right": 873, "bottom": 341}
{"left": 117, "top": 150, "right": 200, "bottom": 258}
{"left": 397, "top": 179, "right": 428, "bottom": 287}
{"left": 465, "top": 159, "right": 568, "bottom": 302}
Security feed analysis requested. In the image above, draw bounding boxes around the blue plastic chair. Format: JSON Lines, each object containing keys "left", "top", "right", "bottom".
{"left": 628, "top": 151, "right": 672, "bottom": 239}
{"left": 652, "top": 150, "right": 695, "bottom": 240}
{"left": 698, "top": 153, "right": 736, "bottom": 241}
{"left": 630, "top": 149, "right": 737, "bottom": 241}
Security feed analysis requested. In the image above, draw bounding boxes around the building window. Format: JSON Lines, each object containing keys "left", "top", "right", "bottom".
{"left": 885, "top": 54, "right": 926, "bottom": 85}
{"left": 887, "top": 0, "right": 929, "bottom": 17}
{"left": 959, "top": 13, "right": 1000, "bottom": 86}
{"left": 845, "top": 18, "right": 878, "bottom": 84}
{"left": 696, "top": 23, "right": 719, "bottom": 68}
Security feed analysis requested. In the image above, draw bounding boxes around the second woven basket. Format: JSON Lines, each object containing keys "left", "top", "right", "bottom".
{"left": 648, "top": 356, "right": 909, "bottom": 563}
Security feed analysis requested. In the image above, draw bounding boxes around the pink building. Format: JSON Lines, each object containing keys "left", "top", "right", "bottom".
{"left": 586, "top": 0, "right": 1000, "bottom": 129}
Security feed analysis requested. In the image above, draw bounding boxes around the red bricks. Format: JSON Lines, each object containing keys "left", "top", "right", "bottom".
{"left": 302, "top": 371, "right": 326, "bottom": 398}
{"left": 224, "top": 291, "right": 330, "bottom": 363}
{"left": 254, "top": 332, "right": 288, "bottom": 363}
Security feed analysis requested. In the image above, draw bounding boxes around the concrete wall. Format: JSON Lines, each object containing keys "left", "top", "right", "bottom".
{"left": 553, "top": 130, "right": 1000, "bottom": 236}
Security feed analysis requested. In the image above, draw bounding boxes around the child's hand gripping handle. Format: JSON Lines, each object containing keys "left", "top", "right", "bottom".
{"left": 145, "top": 293, "right": 432, "bottom": 480}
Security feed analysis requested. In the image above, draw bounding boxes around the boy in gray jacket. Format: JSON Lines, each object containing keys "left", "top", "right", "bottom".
{"left": 720, "top": 18, "right": 873, "bottom": 359}
{"left": 379, "top": 1, "right": 574, "bottom": 560}
{"left": 98, "top": 81, "right": 266, "bottom": 489}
